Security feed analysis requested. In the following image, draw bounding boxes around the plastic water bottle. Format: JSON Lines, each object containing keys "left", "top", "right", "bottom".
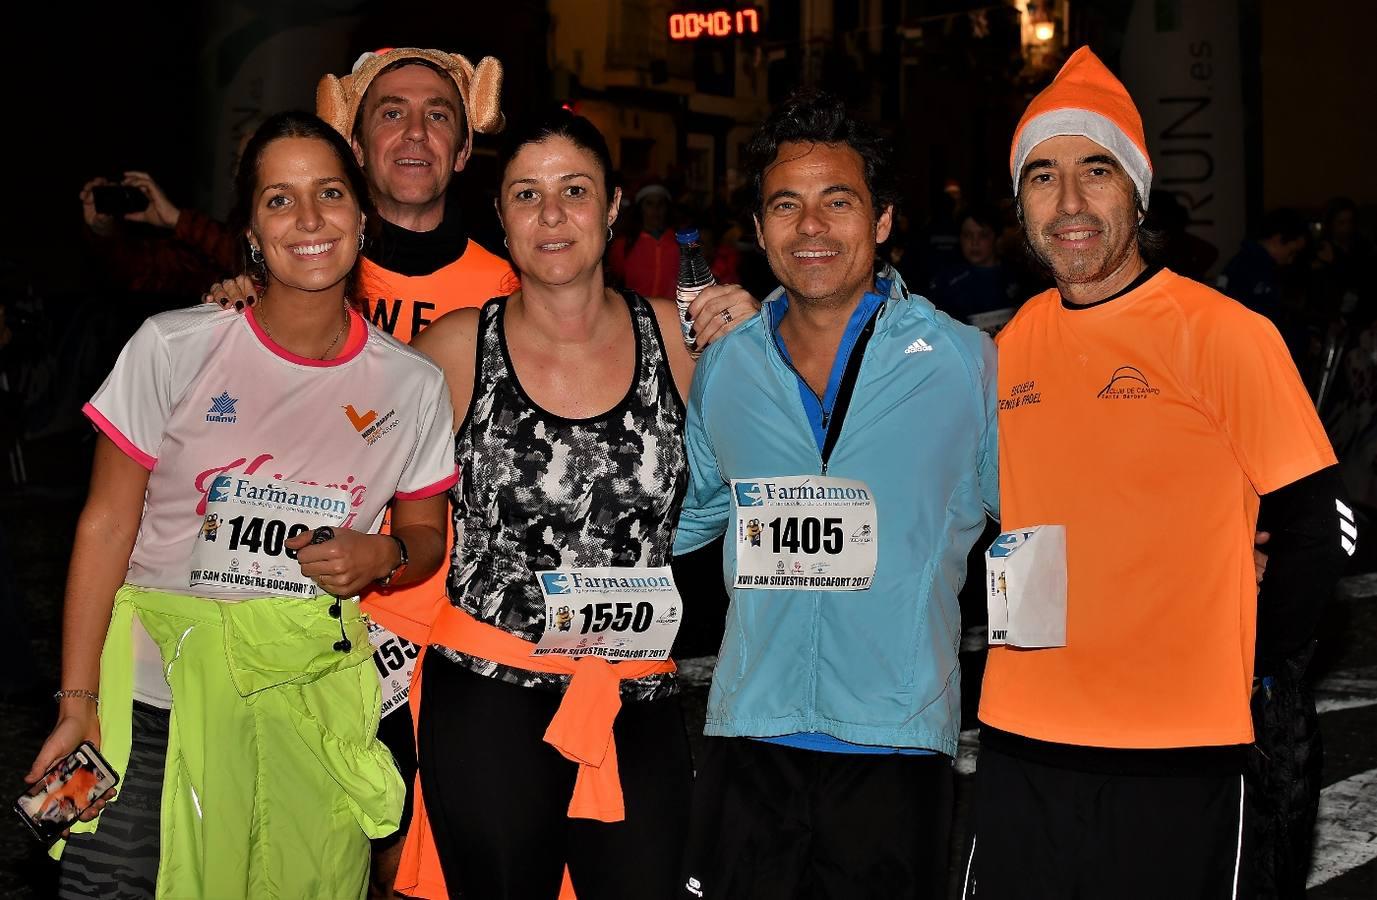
{"left": 675, "top": 228, "right": 715, "bottom": 358}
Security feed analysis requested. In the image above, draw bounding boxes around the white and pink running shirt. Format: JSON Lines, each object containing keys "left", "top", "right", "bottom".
{"left": 85, "top": 305, "right": 456, "bottom": 705}
{"left": 87, "top": 304, "right": 457, "bottom": 595}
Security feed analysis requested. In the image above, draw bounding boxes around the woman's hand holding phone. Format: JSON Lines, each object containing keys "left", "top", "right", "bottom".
{"left": 26, "top": 704, "right": 115, "bottom": 833}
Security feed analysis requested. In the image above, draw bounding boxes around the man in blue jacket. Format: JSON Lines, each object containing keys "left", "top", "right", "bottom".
{"left": 674, "top": 90, "right": 999, "bottom": 900}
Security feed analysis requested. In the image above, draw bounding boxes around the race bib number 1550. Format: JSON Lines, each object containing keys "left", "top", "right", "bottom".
{"left": 533, "top": 566, "right": 682, "bottom": 660}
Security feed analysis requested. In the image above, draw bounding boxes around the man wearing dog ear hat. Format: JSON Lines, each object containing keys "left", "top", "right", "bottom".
{"left": 962, "top": 47, "right": 1349, "bottom": 898}
{"left": 320, "top": 46, "right": 519, "bottom": 900}
{"left": 317, "top": 47, "right": 518, "bottom": 344}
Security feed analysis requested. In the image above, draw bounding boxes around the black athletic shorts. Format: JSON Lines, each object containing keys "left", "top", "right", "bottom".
{"left": 680, "top": 736, "right": 954, "bottom": 900}
{"left": 963, "top": 735, "right": 1246, "bottom": 898}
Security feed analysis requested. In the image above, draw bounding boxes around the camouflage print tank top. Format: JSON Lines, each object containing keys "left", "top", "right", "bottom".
{"left": 439, "top": 291, "right": 686, "bottom": 701}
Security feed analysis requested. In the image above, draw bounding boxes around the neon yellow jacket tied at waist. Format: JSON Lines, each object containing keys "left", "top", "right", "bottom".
{"left": 55, "top": 585, "right": 405, "bottom": 900}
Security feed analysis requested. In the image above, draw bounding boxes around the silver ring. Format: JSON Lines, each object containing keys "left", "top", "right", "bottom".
{"left": 720, "top": 309, "right": 733, "bottom": 324}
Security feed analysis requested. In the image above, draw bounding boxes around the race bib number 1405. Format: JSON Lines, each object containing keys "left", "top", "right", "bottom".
{"left": 732, "top": 476, "right": 878, "bottom": 590}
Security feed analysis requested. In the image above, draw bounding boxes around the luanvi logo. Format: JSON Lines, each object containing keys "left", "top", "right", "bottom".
{"left": 206, "top": 391, "right": 238, "bottom": 424}
{"left": 1097, "top": 366, "right": 1161, "bottom": 400}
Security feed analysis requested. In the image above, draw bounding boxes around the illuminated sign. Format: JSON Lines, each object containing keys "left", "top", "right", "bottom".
{"left": 668, "top": 7, "right": 761, "bottom": 40}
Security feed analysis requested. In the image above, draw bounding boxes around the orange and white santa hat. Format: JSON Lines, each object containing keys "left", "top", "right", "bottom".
{"left": 1010, "top": 46, "right": 1152, "bottom": 206}
{"left": 316, "top": 47, "right": 505, "bottom": 169}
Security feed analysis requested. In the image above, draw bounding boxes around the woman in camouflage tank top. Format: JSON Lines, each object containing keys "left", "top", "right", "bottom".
{"left": 437, "top": 288, "right": 686, "bottom": 702}
{"left": 411, "top": 108, "right": 755, "bottom": 899}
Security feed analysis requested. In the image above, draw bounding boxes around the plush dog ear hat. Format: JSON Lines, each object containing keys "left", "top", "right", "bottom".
{"left": 316, "top": 47, "right": 505, "bottom": 169}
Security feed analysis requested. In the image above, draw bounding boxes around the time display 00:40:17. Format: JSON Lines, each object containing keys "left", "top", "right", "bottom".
{"left": 668, "top": 8, "right": 760, "bottom": 40}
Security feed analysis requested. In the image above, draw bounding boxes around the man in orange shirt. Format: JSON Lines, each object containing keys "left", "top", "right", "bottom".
{"left": 318, "top": 48, "right": 520, "bottom": 342}
{"left": 320, "top": 48, "right": 518, "bottom": 899}
{"left": 963, "top": 48, "right": 1354, "bottom": 898}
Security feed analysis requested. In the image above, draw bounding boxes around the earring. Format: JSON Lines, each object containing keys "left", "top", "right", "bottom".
{"left": 249, "top": 245, "right": 264, "bottom": 264}
{"left": 607, "top": 226, "right": 614, "bottom": 242}
{"left": 503, "top": 235, "right": 509, "bottom": 249}
{"left": 357, "top": 232, "right": 365, "bottom": 250}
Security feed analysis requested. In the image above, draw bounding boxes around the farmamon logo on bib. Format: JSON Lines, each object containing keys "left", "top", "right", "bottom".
{"left": 208, "top": 474, "right": 351, "bottom": 517}
{"left": 541, "top": 573, "right": 572, "bottom": 595}
{"left": 735, "top": 482, "right": 764, "bottom": 507}
{"left": 190, "top": 474, "right": 350, "bottom": 597}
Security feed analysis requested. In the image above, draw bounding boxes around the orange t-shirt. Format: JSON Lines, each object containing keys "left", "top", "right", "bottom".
{"left": 358, "top": 242, "right": 519, "bottom": 643}
{"left": 979, "top": 269, "right": 1335, "bottom": 749}
{"left": 358, "top": 241, "right": 520, "bottom": 342}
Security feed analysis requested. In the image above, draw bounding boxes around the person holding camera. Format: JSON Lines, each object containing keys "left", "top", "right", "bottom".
{"left": 80, "top": 172, "right": 238, "bottom": 297}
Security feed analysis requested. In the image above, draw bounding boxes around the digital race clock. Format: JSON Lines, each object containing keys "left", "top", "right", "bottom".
{"left": 668, "top": 7, "right": 762, "bottom": 40}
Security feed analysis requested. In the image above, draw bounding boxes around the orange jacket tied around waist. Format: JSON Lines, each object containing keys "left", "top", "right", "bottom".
{"left": 395, "top": 602, "right": 676, "bottom": 898}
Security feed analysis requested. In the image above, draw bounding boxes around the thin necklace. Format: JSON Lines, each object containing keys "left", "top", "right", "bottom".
{"left": 258, "top": 300, "right": 351, "bottom": 360}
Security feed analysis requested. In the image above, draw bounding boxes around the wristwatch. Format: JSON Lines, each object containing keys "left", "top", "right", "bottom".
{"left": 378, "top": 534, "right": 409, "bottom": 588}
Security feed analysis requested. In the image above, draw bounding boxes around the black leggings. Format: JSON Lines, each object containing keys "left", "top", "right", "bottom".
{"left": 417, "top": 652, "right": 693, "bottom": 900}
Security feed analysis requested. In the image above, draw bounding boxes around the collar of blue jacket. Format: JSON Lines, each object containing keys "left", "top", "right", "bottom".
{"left": 764, "top": 276, "right": 889, "bottom": 454}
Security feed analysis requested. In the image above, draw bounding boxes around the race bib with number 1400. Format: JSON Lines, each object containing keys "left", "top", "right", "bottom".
{"left": 189, "top": 473, "right": 350, "bottom": 598}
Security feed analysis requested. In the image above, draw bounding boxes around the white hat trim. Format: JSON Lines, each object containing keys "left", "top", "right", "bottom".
{"left": 634, "top": 184, "right": 671, "bottom": 204}
{"left": 1012, "top": 108, "right": 1152, "bottom": 208}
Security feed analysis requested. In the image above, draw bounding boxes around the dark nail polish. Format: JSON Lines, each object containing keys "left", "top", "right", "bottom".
{"left": 689, "top": 327, "right": 697, "bottom": 340}
{"left": 246, "top": 295, "right": 256, "bottom": 306}
{"left": 235, "top": 300, "right": 244, "bottom": 311}
{"left": 685, "top": 312, "right": 693, "bottom": 323}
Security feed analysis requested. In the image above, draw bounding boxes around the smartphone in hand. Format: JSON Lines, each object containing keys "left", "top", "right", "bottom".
{"left": 14, "top": 742, "right": 119, "bottom": 845}
{"left": 92, "top": 184, "right": 150, "bottom": 217}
